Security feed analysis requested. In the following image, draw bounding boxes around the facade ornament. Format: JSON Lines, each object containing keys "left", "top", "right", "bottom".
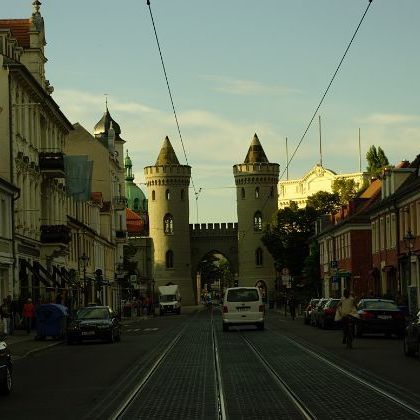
{"left": 32, "top": 0, "right": 41, "bottom": 15}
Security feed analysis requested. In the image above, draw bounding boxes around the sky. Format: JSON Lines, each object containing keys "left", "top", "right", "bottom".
{"left": 3, "top": 1, "right": 420, "bottom": 223}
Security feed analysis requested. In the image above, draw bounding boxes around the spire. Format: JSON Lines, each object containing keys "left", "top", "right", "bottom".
{"left": 155, "top": 136, "right": 180, "bottom": 165}
{"left": 244, "top": 133, "right": 269, "bottom": 164}
{"left": 125, "top": 150, "right": 134, "bottom": 181}
{"left": 32, "top": 0, "right": 41, "bottom": 15}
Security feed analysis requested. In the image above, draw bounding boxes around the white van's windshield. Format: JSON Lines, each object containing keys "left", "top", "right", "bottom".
{"left": 227, "top": 288, "right": 259, "bottom": 302}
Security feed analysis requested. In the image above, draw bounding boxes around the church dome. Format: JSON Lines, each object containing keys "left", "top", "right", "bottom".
{"left": 94, "top": 108, "right": 121, "bottom": 137}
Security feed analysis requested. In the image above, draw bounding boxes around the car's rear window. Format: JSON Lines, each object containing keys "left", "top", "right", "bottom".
{"left": 227, "top": 288, "right": 259, "bottom": 302}
{"left": 363, "top": 301, "right": 398, "bottom": 311}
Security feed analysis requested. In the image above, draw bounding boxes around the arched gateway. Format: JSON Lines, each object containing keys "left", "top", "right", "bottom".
{"left": 143, "top": 134, "right": 279, "bottom": 305}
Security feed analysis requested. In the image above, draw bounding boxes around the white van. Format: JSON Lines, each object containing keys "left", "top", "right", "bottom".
{"left": 222, "top": 287, "right": 265, "bottom": 331}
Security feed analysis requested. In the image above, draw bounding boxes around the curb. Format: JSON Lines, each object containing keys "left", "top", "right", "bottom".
{"left": 13, "top": 340, "right": 64, "bottom": 361}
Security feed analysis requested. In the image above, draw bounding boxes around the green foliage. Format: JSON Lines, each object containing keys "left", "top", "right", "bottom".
{"left": 262, "top": 204, "right": 318, "bottom": 277}
{"left": 332, "top": 178, "right": 358, "bottom": 205}
{"left": 366, "top": 145, "right": 389, "bottom": 177}
{"left": 306, "top": 191, "right": 340, "bottom": 214}
{"left": 302, "top": 241, "right": 322, "bottom": 297}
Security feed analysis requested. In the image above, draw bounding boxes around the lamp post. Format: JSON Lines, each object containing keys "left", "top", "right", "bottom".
{"left": 79, "top": 253, "right": 89, "bottom": 307}
{"left": 403, "top": 229, "right": 416, "bottom": 315}
{"left": 115, "top": 260, "right": 124, "bottom": 316}
{"left": 151, "top": 279, "right": 155, "bottom": 316}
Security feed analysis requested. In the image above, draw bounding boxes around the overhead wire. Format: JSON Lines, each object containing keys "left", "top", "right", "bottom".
{"left": 279, "top": 0, "right": 374, "bottom": 180}
{"left": 146, "top": 0, "right": 199, "bottom": 199}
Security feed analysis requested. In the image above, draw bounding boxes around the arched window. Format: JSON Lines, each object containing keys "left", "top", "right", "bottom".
{"left": 166, "top": 189, "right": 170, "bottom": 200}
{"left": 181, "top": 189, "right": 185, "bottom": 200}
{"left": 241, "top": 188, "right": 245, "bottom": 199}
{"left": 255, "top": 187, "right": 260, "bottom": 198}
{"left": 254, "top": 211, "right": 262, "bottom": 231}
{"left": 256, "top": 248, "right": 263, "bottom": 266}
{"left": 133, "top": 198, "right": 139, "bottom": 210}
{"left": 152, "top": 190, "right": 156, "bottom": 201}
{"left": 163, "top": 214, "right": 173, "bottom": 234}
{"left": 166, "top": 250, "right": 174, "bottom": 268}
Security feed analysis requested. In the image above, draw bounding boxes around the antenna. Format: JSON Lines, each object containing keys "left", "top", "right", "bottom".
{"left": 104, "top": 93, "right": 108, "bottom": 109}
{"left": 286, "top": 137, "right": 289, "bottom": 180}
{"left": 319, "top": 115, "right": 323, "bottom": 167}
{"left": 358, "top": 128, "right": 362, "bottom": 172}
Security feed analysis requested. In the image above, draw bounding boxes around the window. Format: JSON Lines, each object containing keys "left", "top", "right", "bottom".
{"left": 254, "top": 211, "right": 262, "bottom": 231}
{"left": 163, "top": 214, "right": 173, "bottom": 234}
{"left": 256, "top": 248, "right": 263, "bottom": 266}
{"left": 166, "top": 250, "right": 173, "bottom": 268}
{"left": 152, "top": 190, "right": 155, "bottom": 201}
{"left": 241, "top": 188, "right": 245, "bottom": 199}
{"left": 255, "top": 187, "right": 260, "bottom": 198}
{"left": 270, "top": 186, "right": 274, "bottom": 198}
{"left": 166, "top": 189, "right": 170, "bottom": 200}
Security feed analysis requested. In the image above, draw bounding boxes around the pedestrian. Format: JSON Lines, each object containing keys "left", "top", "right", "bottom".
{"left": 289, "top": 294, "right": 297, "bottom": 320}
{"left": 1, "top": 298, "right": 11, "bottom": 335}
{"left": 22, "top": 298, "right": 35, "bottom": 334}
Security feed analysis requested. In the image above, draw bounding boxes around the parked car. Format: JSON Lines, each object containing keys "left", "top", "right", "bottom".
{"left": 0, "top": 334, "right": 12, "bottom": 395}
{"left": 310, "top": 298, "right": 330, "bottom": 327}
{"left": 222, "top": 287, "right": 265, "bottom": 331}
{"left": 403, "top": 310, "right": 420, "bottom": 357}
{"left": 66, "top": 306, "right": 121, "bottom": 344}
{"left": 355, "top": 299, "right": 405, "bottom": 338}
{"left": 318, "top": 298, "right": 341, "bottom": 329}
{"left": 303, "top": 299, "right": 319, "bottom": 325}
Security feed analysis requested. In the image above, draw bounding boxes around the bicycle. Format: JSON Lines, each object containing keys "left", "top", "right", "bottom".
{"left": 343, "top": 315, "right": 355, "bottom": 349}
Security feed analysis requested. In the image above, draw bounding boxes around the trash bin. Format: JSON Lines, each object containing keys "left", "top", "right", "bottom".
{"left": 35, "top": 304, "right": 68, "bottom": 340}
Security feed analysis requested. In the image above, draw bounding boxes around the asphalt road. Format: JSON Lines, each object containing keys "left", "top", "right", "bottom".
{"left": 1, "top": 307, "right": 419, "bottom": 419}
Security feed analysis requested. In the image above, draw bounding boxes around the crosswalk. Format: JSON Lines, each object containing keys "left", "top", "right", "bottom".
{"left": 124, "top": 327, "right": 159, "bottom": 333}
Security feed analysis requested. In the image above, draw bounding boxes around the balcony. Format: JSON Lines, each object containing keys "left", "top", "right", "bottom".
{"left": 113, "top": 196, "right": 127, "bottom": 210}
{"left": 39, "top": 152, "right": 65, "bottom": 178}
{"left": 40, "top": 224, "right": 71, "bottom": 244}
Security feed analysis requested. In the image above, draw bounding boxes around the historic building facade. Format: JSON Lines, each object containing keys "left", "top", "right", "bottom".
{"left": 279, "top": 164, "right": 365, "bottom": 209}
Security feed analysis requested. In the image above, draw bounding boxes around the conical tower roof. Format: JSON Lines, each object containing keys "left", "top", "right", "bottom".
{"left": 94, "top": 107, "right": 121, "bottom": 137}
{"left": 244, "top": 133, "right": 269, "bottom": 163}
{"left": 155, "top": 136, "right": 180, "bottom": 165}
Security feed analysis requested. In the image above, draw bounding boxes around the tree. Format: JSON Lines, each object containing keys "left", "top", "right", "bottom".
{"left": 366, "top": 145, "right": 389, "bottom": 178}
{"left": 306, "top": 191, "right": 340, "bottom": 215}
{"left": 302, "top": 241, "right": 322, "bottom": 298}
{"left": 262, "top": 203, "right": 318, "bottom": 278}
{"left": 332, "top": 178, "right": 358, "bottom": 205}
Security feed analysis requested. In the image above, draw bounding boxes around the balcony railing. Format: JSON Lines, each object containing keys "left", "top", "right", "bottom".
{"left": 113, "top": 196, "right": 127, "bottom": 210}
{"left": 39, "top": 152, "right": 65, "bottom": 178}
{"left": 115, "top": 230, "right": 128, "bottom": 240}
{"left": 40, "top": 224, "right": 71, "bottom": 244}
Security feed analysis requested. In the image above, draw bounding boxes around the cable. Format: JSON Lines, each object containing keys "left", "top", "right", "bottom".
{"left": 146, "top": 1, "right": 198, "bottom": 195}
{"left": 280, "top": 0, "right": 374, "bottom": 180}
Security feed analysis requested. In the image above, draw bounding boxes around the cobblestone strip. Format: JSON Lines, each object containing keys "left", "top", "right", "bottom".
{"left": 120, "top": 312, "right": 218, "bottom": 420}
{"left": 246, "top": 329, "right": 420, "bottom": 420}
{"left": 216, "top": 328, "right": 309, "bottom": 420}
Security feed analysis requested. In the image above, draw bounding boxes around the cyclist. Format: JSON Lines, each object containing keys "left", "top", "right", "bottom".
{"left": 337, "top": 289, "right": 358, "bottom": 345}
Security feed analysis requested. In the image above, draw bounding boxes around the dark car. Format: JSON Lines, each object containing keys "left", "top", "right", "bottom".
{"left": 67, "top": 306, "right": 121, "bottom": 344}
{"left": 355, "top": 299, "right": 405, "bottom": 338}
{"left": 318, "top": 298, "right": 341, "bottom": 329}
{"left": 403, "top": 310, "right": 420, "bottom": 357}
{"left": 310, "top": 298, "right": 329, "bottom": 327}
{"left": 0, "top": 334, "right": 12, "bottom": 395}
{"left": 303, "top": 299, "right": 319, "bottom": 325}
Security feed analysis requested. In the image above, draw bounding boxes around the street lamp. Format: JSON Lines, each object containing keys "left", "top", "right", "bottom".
{"left": 115, "top": 260, "right": 124, "bottom": 316}
{"left": 79, "top": 253, "right": 89, "bottom": 307}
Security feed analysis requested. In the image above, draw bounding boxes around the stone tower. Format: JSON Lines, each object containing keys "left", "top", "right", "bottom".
{"left": 233, "top": 134, "right": 279, "bottom": 295}
{"left": 144, "top": 137, "right": 194, "bottom": 304}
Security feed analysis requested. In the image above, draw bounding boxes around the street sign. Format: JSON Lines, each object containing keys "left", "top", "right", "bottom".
{"left": 330, "top": 260, "right": 338, "bottom": 269}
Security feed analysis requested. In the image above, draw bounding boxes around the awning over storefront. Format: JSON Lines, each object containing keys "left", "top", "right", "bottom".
{"left": 20, "top": 259, "right": 61, "bottom": 289}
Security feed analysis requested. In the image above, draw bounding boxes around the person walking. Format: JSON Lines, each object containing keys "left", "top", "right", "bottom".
{"left": 336, "top": 289, "right": 358, "bottom": 345}
{"left": 22, "top": 298, "right": 35, "bottom": 334}
{"left": 1, "top": 298, "right": 11, "bottom": 335}
{"left": 288, "top": 294, "right": 297, "bottom": 320}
